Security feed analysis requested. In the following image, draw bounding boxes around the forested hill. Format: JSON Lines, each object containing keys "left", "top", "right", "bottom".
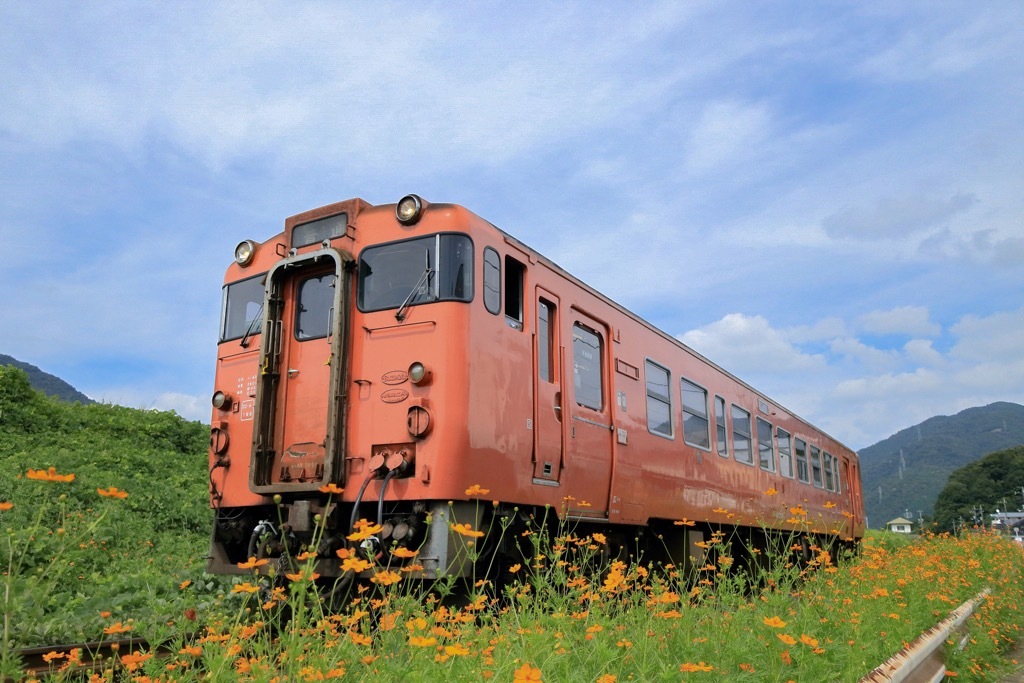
{"left": 0, "top": 353, "right": 93, "bottom": 404}
{"left": 859, "top": 402, "right": 1024, "bottom": 529}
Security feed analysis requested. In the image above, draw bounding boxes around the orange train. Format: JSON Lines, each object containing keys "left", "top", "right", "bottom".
{"left": 207, "top": 195, "right": 865, "bottom": 577}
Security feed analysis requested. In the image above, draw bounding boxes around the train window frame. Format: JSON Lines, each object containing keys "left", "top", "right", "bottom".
{"left": 504, "top": 255, "right": 525, "bottom": 329}
{"left": 681, "top": 378, "right": 711, "bottom": 450}
{"left": 644, "top": 359, "right": 673, "bottom": 439}
{"left": 823, "top": 451, "right": 835, "bottom": 491}
{"left": 294, "top": 272, "right": 337, "bottom": 341}
{"left": 756, "top": 417, "right": 775, "bottom": 472}
{"left": 832, "top": 457, "right": 842, "bottom": 494}
{"left": 483, "top": 247, "right": 501, "bottom": 315}
{"left": 538, "top": 299, "right": 555, "bottom": 383}
{"left": 795, "top": 437, "right": 810, "bottom": 483}
{"left": 715, "top": 395, "right": 729, "bottom": 457}
{"left": 220, "top": 272, "right": 267, "bottom": 343}
{"left": 572, "top": 323, "right": 604, "bottom": 411}
{"left": 776, "top": 427, "right": 794, "bottom": 478}
{"left": 357, "top": 232, "right": 474, "bottom": 313}
{"left": 810, "top": 445, "right": 824, "bottom": 488}
{"left": 731, "top": 404, "right": 753, "bottom": 465}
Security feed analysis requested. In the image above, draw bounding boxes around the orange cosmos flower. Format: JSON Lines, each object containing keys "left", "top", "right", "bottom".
{"left": 99, "top": 611, "right": 112, "bottom": 618}
{"left": 777, "top": 633, "right": 797, "bottom": 645}
{"left": 800, "top": 634, "right": 820, "bottom": 647}
{"left": 513, "top": 662, "right": 543, "bottom": 681}
{"left": 679, "top": 662, "right": 714, "bottom": 672}
{"left": 341, "top": 557, "right": 372, "bottom": 573}
{"left": 765, "top": 487, "right": 778, "bottom": 496}
{"left": 445, "top": 643, "right": 470, "bottom": 656}
{"left": 591, "top": 532, "right": 607, "bottom": 544}
{"left": 712, "top": 507, "right": 729, "bottom": 514}
{"left": 465, "top": 484, "right": 490, "bottom": 497}
{"left": 179, "top": 579, "right": 192, "bottom": 590}
{"left": 371, "top": 570, "right": 402, "bottom": 586}
{"left": 237, "top": 557, "right": 269, "bottom": 570}
{"left": 319, "top": 483, "right": 344, "bottom": 495}
{"left": 763, "top": 616, "right": 787, "bottom": 628}
{"left": 674, "top": 518, "right": 696, "bottom": 526}
{"left": 0, "top": 502, "right": 12, "bottom": 511}
{"left": 284, "top": 570, "right": 320, "bottom": 582}
{"left": 103, "top": 621, "right": 132, "bottom": 635}
{"left": 408, "top": 636, "right": 436, "bottom": 647}
{"left": 391, "top": 547, "right": 418, "bottom": 558}
{"left": 824, "top": 501, "right": 836, "bottom": 508}
{"left": 26, "top": 467, "right": 75, "bottom": 483}
{"left": 232, "top": 582, "right": 260, "bottom": 594}
{"left": 450, "top": 522, "right": 484, "bottom": 538}
{"left": 347, "top": 521, "right": 383, "bottom": 542}
{"left": 97, "top": 486, "right": 128, "bottom": 499}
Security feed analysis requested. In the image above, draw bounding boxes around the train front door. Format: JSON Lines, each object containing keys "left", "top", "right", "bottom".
{"left": 250, "top": 248, "right": 351, "bottom": 493}
{"left": 565, "top": 309, "right": 613, "bottom": 518}
{"left": 532, "top": 289, "right": 564, "bottom": 483}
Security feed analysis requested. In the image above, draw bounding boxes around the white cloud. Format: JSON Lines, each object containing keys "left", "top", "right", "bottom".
{"left": 902, "top": 339, "right": 945, "bottom": 367}
{"left": 678, "top": 313, "right": 824, "bottom": 376}
{"left": 828, "top": 337, "right": 899, "bottom": 371}
{"left": 858, "top": 306, "right": 940, "bottom": 337}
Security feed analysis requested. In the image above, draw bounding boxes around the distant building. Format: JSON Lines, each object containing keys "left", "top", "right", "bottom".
{"left": 886, "top": 517, "right": 914, "bottom": 534}
{"left": 991, "top": 510, "right": 1024, "bottom": 543}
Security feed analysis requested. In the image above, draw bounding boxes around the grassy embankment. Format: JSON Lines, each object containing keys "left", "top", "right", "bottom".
{"left": 2, "top": 365, "right": 1023, "bottom": 681}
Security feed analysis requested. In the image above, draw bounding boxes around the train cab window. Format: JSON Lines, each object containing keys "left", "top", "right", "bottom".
{"left": 295, "top": 273, "right": 337, "bottom": 341}
{"left": 358, "top": 233, "right": 473, "bottom": 312}
{"left": 221, "top": 273, "right": 266, "bottom": 342}
{"left": 645, "top": 360, "right": 673, "bottom": 438}
{"left": 715, "top": 395, "right": 728, "bottom": 457}
{"left": 777, "top": 427, "right": 794, "bottom": 478}
{"left": 810, "top": 446, "right": 824, "bottom": 488}
{"left": 504, "top": 256, "right": 525, "bottom": 329}
{"left": 732, "top": 405, "right": 753, "bottom": 465}
{"left": 573, "top": 323, "right": 603, "bottom": 410}
{"left": 538, "top": 300, "right": 555, "bottom": 382}
{"left": 795, "top": 438, "right": 810, "bottom": 483}
{"left": 756, "top": 417, "right": 775, "bottom": 472}
{"left": 681, "top": 378, "right": 710, "bottom": 449}
{"left": 823, "top": 452, "right": 835, "bottom": 491}
{"left": 483, "top": 247, "right": 501, "bottom": 315}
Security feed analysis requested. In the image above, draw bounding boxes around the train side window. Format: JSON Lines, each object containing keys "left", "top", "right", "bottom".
{"left": 832, "top": 457, "right": 842, "bottom": 494}
{"left": 504, "top": 255, "right": 525, "bottom": 329}
{"left": 756, "top": 417, "right": 775, "bottom": 472}
{"left": 823, "top": 452, "right": 835, "bottom": 491}
{"left": 681, "top": 378, "right": 710, "bottom": 449}
{"left": 732, "top": 405, "right": 753, "bottom": 465}
{"left": 715, "top": 395, "right": 728, "bottom": 457}
{"left": 644, "top": 360, "right": 673, "bottom": 438}
{"left": 777, "top": 427, "right": 794, "bottom": 478}
{"left": 572, "top": 323, "right": 603, "bottom": 410}
{"left": 483, "top": 247, "right": 501, "bottom": 315}
{"left": 795, "top": 438, "right": 809, "bottom": 483}
{"left": 810, "top": 446, "right": 824, "bottom": 488}
{"left": 538, "top": 299, "right": 555, "bottom": 382}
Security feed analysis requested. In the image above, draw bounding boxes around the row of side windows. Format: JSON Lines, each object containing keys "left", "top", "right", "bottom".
{"left": 643, "top": 361, "right": 842, "bottom": 493}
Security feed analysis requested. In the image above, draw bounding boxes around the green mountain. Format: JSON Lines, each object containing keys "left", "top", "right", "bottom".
{"left": 858, "top": 402, "right": 1024, "bottom": 529}
{"left": 0, "top": 352, "right": 93, "bottom": 404}
{"left": 932, "top": 445, "right": 1024, "bottom": 532}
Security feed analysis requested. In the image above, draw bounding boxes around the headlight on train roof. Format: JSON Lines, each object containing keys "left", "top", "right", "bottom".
{"left": 234, "top": 240, "right": 257, "bottom": 267}
{"left": 396, "top": 194, "right": 424, "bottom": 225}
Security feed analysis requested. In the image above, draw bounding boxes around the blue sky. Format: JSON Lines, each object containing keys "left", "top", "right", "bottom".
{"left": 1, "top": 2, "right": 1022, "bottom": 449}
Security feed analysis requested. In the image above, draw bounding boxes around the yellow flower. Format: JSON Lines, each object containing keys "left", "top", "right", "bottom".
{"left": 451, "top": 522, "right": 484, "bottom": 538}
{"left": 232, "top": 582, "right": 260, "bottom": 594}
{"left": 97, "top": 486, "right": 128, "bottom": 499}
{"left": 26, "top": 467, "right": 75, "bottom": 482}
{"left": 237, "top": 557, "right": 269, "bottom": 570}
{"left": 673, "top": 518, "right": 695, "bottom": 526}
{"left": 513, "top": 662, "right": 543, "bottom": 681}
{"left": 319, "top": 483, "right": 344, "bottom": 495}
{"left": 763, "top": 616, "right": 787, "bottom": 628}
{"left": 465, "top": 484, "right": 491, "bottom": 497}
{"left": 408, "top": 636, "right": 436, "bottom": 647}
{"left": 445, "top": 643, "right": 470, "bottom": 656}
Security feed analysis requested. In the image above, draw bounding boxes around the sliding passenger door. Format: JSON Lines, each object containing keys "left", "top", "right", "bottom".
{"left": 533, "top": 289, "right": 564, "bottom": 483}
{"left": 565, "top": 309, "right": 613, "bottom": 518}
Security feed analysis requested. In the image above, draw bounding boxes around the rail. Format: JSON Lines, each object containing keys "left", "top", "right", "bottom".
{"left": 10, "top": 635, "right": 169, "bottom": 682}
{"left": 860, "top": 588, "right": 990, "bottom": 683}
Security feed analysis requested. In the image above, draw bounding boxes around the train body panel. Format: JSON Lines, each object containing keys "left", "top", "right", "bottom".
{"left": 207, "top": 195, "right": 865, "bottom": 577}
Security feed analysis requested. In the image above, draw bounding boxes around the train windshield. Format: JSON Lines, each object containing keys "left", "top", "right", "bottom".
{"left": 358, "top": 233, "right": 473, "bottom": 312}
{"left": 220, "top": 273, "right": 266, "bottom": 342}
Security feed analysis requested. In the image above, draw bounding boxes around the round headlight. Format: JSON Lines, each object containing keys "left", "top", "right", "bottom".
{"left": 408, "top": 361, "right": 431, "bottom": 385}
{"left": 212, "top": 391, "right": 232, "bottom": 410}
{"left": 396, "top": 194, "right": 424, "bottom": 225}
{"left": 234, "top": 240, "right": 256, "bottom": 267}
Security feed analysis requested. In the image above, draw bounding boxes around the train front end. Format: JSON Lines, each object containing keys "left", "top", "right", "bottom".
{"left": 206, "top": 196, "right": 485, "bottom": 579}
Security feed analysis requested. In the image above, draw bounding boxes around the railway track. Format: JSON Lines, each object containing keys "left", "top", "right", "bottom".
{"left": 11, "top": 635, "right": 172, "bottom": 681}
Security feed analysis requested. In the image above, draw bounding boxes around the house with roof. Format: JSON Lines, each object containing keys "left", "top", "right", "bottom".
{"left": 886, "top": 517, "right": 914, "bottom": 534}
